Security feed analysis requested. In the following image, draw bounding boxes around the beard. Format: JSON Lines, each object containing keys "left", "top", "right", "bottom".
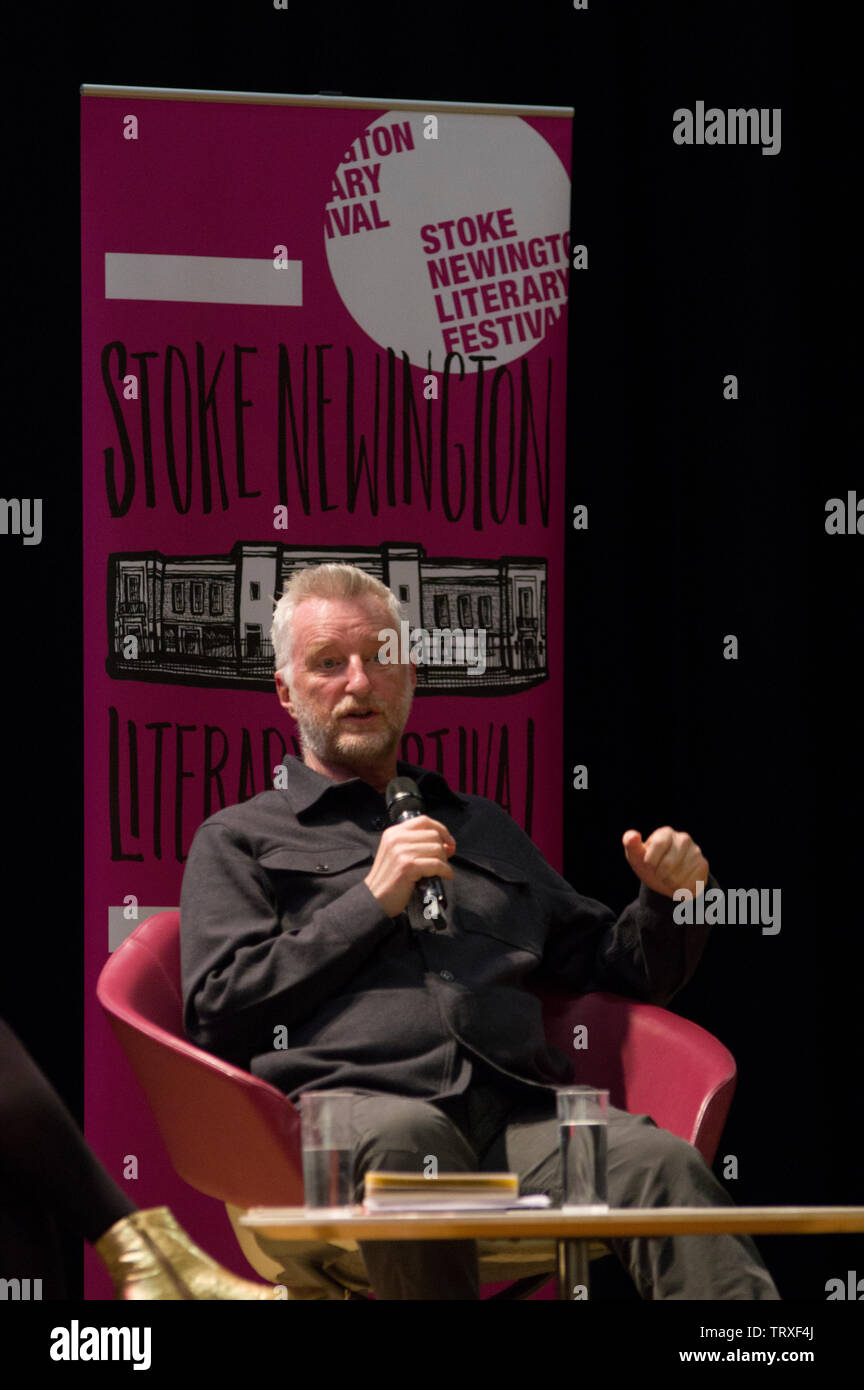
{"left": 290, "top": 680, "right": 414, "bottom": 770}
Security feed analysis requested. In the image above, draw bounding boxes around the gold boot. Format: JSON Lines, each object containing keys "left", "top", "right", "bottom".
{"left": 94, "top": 1206, "right": 282, "bottom": 1299}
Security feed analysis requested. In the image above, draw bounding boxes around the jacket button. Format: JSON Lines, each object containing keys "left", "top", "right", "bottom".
{"left": 315, "top": 863, "right": 328, "bottom": 871}
{"left": 440, "top": 970, "right": 454, "bottom": 981}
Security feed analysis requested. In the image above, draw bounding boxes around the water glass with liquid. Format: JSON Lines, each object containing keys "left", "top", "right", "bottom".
{"left": 556, "top": 1087, "right": 609, "bottom": 1212}
{"left": 300, "top": 1091, "right": 356, "bottom": 1214}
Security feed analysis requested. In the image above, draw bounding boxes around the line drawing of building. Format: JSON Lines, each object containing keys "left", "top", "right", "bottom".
{"left": 108, "top": 541, "right": 548, "bottom": 695}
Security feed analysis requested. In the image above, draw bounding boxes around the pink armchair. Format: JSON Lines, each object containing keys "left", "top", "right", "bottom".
{"left": 96, "top": 910, "right": 736, "bottom": 1300}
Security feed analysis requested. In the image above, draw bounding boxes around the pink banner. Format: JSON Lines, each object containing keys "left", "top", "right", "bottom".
{"left": 81, "top": 89, "right": 572, "bottom": 1296}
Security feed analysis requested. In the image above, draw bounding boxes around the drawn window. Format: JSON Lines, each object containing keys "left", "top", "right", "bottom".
{"left": 250, "top": 581, "right": 260, "bottom": 600}
{"left": 172, "top": 582, "right": 184, "bottom": 613}
{"left": 433, "top": 594, "right": 450, "bottom": 627}
{"left": 478, "top": 596, "right": 491, "bottom": 628}
{"left": 191, "top": 582, "right": 203, "bottom": 614}
{"left": 457, "top": 594, "right": 472, "bottom": 628}
{"left": 210, "top": 583, "right": 223, "bottom": 615}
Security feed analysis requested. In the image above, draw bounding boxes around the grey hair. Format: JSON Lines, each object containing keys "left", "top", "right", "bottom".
{"left": 271, "top": 563, "right": 405, "bottom": 683}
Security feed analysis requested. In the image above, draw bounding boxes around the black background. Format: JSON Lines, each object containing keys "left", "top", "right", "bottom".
{"left": 1, "top": 0, "right": 861, "bottom": 1349}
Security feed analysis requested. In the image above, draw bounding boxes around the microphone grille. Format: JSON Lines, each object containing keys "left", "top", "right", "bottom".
{"left": 386, "top": 776, "right": 424, "bottom": 820}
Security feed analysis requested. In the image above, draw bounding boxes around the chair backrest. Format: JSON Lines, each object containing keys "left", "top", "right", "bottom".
{"left": 96, "top": 911, "right": 304, "bottom": 1209}
{"left": 534, "top": 986, "right": 736, "bottom": 1163}
{"left": 97, "top": 912, "right": 736, "bottom": 1211}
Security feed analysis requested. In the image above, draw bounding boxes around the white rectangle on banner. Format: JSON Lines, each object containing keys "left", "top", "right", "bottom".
{"left": 104, "top": 252, "right": 303, "bottom": 305}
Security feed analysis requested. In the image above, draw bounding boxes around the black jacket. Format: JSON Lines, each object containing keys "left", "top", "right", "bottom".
{"left": 179, "top": 755, "right": 714, "bottom": 1106}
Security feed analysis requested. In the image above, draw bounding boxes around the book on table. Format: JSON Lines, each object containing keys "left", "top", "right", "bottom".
{"left": 363, "top": 1171, "right": 551, "bottom": 1212}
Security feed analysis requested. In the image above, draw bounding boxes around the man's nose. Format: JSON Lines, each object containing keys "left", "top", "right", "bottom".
{"left": 345, "top": 655, "right": 372, "bottom": 691}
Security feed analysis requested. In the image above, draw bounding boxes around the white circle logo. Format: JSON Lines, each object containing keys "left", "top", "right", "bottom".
{"left": 325, "top": 113, "right": 571, "bottom": 373}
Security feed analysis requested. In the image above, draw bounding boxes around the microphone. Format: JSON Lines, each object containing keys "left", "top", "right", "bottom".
{"left": 385, "top": 776, "right": 448, "bottom": 927}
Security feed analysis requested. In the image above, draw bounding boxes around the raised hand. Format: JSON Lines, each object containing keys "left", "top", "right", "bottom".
{"left": 622, "top": 826, "right": 709, "bottom": 899}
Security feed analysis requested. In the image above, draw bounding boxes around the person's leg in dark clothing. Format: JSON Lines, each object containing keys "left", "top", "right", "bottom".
{"left": 349, "top": 1069, "right": 529, "bottom": 1300}
{"left": 0, "top": 1016, "right": 278, "bottom": 1299}
{"left": 0, "top": 1016, "right": 136, "bottom": 1277}
{"left": 351, "top": 1091, "right": 482, "bottom": 1299}
{"left": 480, "top": 1094, "right": 782, "bottom": 1300}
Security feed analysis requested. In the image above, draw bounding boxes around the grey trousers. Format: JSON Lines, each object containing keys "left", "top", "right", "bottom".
{"left": 350, "top": 1066, "right": 782, "bottom": 1301}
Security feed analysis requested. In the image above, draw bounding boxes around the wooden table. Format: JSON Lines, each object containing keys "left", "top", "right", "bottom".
{"left": 239, "top": 1204, "right": 864, "bottom": 1300}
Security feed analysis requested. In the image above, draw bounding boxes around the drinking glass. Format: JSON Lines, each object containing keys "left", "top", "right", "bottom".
{"left": 556, "top": 1087, "right": 609, "bottom": 1212}
{"left": 300, "top": 1091, "right": 356, "bottom": 1214}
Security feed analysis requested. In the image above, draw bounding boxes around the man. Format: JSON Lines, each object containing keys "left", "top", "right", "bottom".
{"left": 180, "top": 562, "right": 781, "bottom": 1300}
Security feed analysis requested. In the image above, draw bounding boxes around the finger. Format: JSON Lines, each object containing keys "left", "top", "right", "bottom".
{"left": 408, "top": 816, "right": 456, "bottom": 847}
{"left": 656, "top": 859, "right": 689, "bottom": 890}
{"left": 416, "top": 815, "right": 454, "bottom": 835}
{"left": 390, "top": 823, "right": 455, "bottom": 854}
{"left": 656, "top": 835, "right": 704, "bottom": 876}
{"left": 658, "top": 846, "right": 706, "bottom": 890}
{"left": 651, "top": 831, "right": 690, "bottom": 880}
{"left": 642, "top": 826, "right": 675, "bottom": 871}
{"left": 410, "top": 856, "right": 455, "bottom": 881}
{"left": 622, "top": 830, "right": 644, "bottom": 863}
{"left": 418, "top": 839, "right": 456, "bottom": 864}
{"left": 395, "top": 834, "right": 455, "bottom": 865}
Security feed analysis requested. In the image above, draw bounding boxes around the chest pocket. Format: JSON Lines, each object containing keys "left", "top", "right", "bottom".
{"left": 257, "top": 844, "right": 373, "bottom": 915}
{"left": 257, "top": 845, "right": 373, "bottom": 875}
{"left": 450, "top": 849, "right": 545, "bottom": 957}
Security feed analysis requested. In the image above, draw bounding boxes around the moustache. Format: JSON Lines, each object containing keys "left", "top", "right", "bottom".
{"left": 337, "top": 702, "right": 384, "bottom": 717}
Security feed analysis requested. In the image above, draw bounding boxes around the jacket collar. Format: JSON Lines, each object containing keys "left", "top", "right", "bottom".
{"left": 277, "top": 754, "right": 468, "bottom": 817}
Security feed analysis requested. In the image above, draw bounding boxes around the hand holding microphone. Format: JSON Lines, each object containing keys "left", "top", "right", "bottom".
{"left": 363, "top": 778, "right": 455, "bottom": 925}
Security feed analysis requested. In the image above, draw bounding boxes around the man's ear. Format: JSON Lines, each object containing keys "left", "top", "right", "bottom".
{"left": 275, "top": 670, "right": 295, "bottom": 717}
